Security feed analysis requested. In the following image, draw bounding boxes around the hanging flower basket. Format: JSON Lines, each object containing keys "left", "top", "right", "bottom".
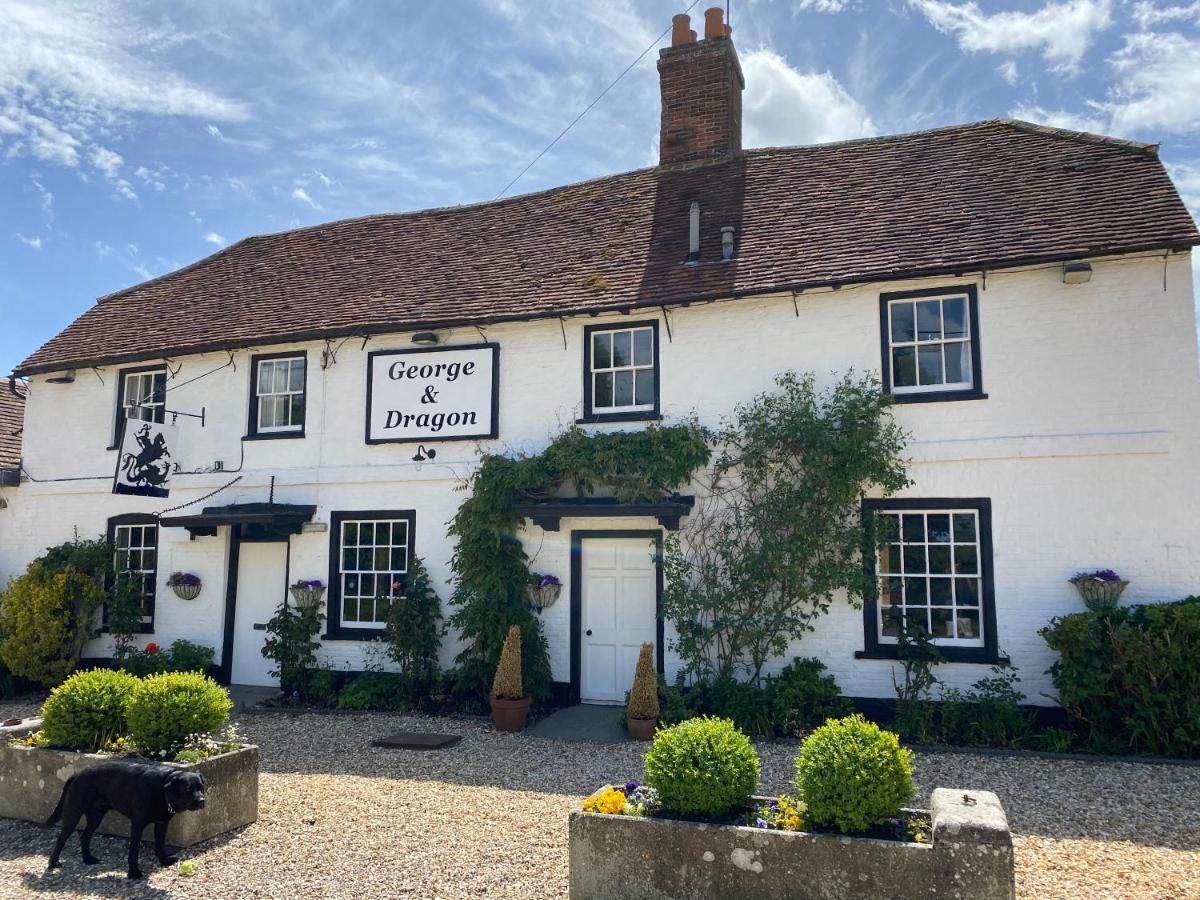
{"left": 527, "top": 574, "right": 562, "bottom": 613}
{"left": 290, "top": 580, "right": 326, "bottom": 611}
{"left": 167, "top": 572, "right": 202, "bottom": 601}
{"left": 1069, "top": 570, "right": 1128, "bottom": 610}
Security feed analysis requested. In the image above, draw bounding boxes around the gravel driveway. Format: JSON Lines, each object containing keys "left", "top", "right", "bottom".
{"left": 1, "top": 702, "right": 1197, "bottom": 899}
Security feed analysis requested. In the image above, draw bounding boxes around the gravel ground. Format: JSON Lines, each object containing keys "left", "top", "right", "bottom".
{"left": 1, "top": 701, "right": 1198, "bottom": 899}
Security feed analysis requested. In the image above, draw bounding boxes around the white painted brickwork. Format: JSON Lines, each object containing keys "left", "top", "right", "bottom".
{"left": 2, "top": 252, "right": 1197, "bottom": 703}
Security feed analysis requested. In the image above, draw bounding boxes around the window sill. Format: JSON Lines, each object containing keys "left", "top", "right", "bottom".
{"left": 321, "top": 627, "right": 387, "bottom": 642}
{"left": 576, "top": 411, "right": 663, "bottom": 425}
{"left": 890, "top": 390, "right": 988, "bottom": 405}
{"left": 855, "top": 647, "right": 1008, "bottom": 666}
{"left": 243, "top": 431, "right": 306, "bottom": 441}
{"left": 96, "top": 625, "right": 156, "bottom": 636}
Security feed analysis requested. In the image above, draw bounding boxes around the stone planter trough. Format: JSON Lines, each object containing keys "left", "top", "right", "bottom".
{"left": 570, "top": 786, "right": 1014, "bottom": 900}
{"left": 0, "top": 718, "right": 258, "bottom": 848}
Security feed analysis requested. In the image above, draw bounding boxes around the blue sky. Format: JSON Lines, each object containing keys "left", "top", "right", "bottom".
{"left": 2, "top": 0, "right": 1199, "bottom": 375}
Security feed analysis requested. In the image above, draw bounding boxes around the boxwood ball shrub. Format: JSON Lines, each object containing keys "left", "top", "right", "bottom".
{"left": 126, "top": 671, "right": 232, "bottom": 754}
{"left": 794, "top": 714, "right": 915, "bottom": 834}
{"left": 40, "top": 668, "right": 140, "bottom": 751}
{"left": 643, "top": 716, "right": 760, "bottom": 818}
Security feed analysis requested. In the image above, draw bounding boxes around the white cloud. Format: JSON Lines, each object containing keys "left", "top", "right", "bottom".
{"left": 93, "top": 240, "right": 114, "bottom": 257}
{"left": 291, "top": 186, "right": 321, "bottom": 209}
{"left": 14, "top": 233, "right": 43, "bottom": 250}
{"left": 206, "top": 124, "right": 224, "bottom": 139}
{"left": 1132, "top": 1, "right": 1200, "bottom": 27}
{"left": 997, "top": 60, "right": 1019, "bottom": 85}
{"left": 741, "top": 49, "right": 876, "bottom": 147}
{"left": 202, "top": 231, "right": 226, "bottom": 247}
{"left": 90, "top": 146, "right": 123, "bottom": 177}
{"left": 910, "top": 0, "right": 1113, "bottom": 71}
{"left": 1103, "top": 32, "right": 1200, "bottom": 134}
{"left": 794, "top": 0, "right": 856, "bottom": 11}
{"left": 0, "top": 1, "right": 248, "bottom": 170}
{"left": 30, "top": 177, "right": 53, "bottom": 214}
{"left": 1168, "top": 163, "right": 1200, "bottom": 220}
{"left": 1009, "top": 103, "right": 1106, "bottom": 134}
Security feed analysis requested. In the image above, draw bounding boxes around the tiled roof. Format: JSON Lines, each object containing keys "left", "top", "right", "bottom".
{"left": 15, "top": 118, "right": 1199, "bottom": 376}
{"left": 0, "top": 381, "right": 26, "bottom": 470}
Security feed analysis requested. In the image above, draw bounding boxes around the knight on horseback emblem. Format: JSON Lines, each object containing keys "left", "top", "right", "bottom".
{"left": 113, "top": 420, "right": 178, "bottom": 497}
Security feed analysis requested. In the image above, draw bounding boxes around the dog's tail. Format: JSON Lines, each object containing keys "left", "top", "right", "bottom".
{"left": 44, "top": 776, "right": 72, "bottom": 827}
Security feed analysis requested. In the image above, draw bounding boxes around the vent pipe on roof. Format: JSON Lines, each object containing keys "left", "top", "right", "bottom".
{"left": 687, "top": 202, "right": 700, "bottom": 265}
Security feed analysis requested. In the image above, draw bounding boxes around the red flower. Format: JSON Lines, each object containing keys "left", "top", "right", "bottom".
{"left": 145, "top": 642, "right": 160, "bottom": 654}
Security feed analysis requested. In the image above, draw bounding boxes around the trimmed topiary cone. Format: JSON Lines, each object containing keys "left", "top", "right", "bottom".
{"left": 490, "top": 625, "right": 529, "bottom": 732}
{"left": 626, "top": 643, "right": 659, "bottom": 739}
{"left": 491, "top": 625, "right": 524, "bottom": 701}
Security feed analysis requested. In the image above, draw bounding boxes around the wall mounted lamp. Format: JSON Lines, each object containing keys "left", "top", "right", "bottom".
{"left": 1063, "top": 262, "right": 1092, "bottom": 285}
{"left": 411, "top": 332, "right": 440, "bottom": 345}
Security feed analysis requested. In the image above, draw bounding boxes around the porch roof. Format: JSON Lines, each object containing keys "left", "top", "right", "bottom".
{"left": 159, "top": 502, "right": 316, "bottom": 537}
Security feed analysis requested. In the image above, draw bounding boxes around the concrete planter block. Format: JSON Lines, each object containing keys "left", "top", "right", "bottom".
{"left": 569, "top": 786, "right": 1014, "bottom": 900}
{"left": 0, "top": 718, "right": 259, "bottom": 848}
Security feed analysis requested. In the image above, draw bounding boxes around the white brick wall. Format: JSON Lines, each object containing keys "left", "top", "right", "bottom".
{"left": 3, "top": 251, "right": 1197, "bottom": 704}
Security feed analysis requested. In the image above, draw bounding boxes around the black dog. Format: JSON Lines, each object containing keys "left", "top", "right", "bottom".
{"left": 46, "top": 761, "right": 206, "bottom": 879}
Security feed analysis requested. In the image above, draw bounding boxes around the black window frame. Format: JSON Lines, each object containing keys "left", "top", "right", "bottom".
{"left": 106, "top": 512, "right": 159, "bottom": 634}
{"left": 110, "top": 364, "right": 167, "bottom": 449}
{"left": 857, "top": 497, "right": 1002, "bottom": 666}
{"left": 245, "top": 350, "right": 308, "bottom": 441}
{"left": 878, "top": 284, "right": 986, "bottom": 404}
{"left": 578, "top": 319, "right": 662, "bottom": 424}
{"left": 325, "top": 509, "right": 417, "bottom": 640}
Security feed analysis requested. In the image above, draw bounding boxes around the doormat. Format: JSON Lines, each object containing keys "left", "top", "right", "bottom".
{"left": 372, "top": 731, "right": 463, "bottom": 751}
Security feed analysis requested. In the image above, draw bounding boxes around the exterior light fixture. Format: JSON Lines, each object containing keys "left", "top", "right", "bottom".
{"left": 1063, "top": 262, "right": 1092, "bottom": 284}
{"left": 686, "top": 201, "right": 700, "bottom": 265}
{"left": 721, "top": 226, "right": 735, "bottom": 261}
{"left": 411, "top": 332, "right": 440, "bottom": 345}
{"left": 45, "top": 369, "right": 76, "bottom": 384}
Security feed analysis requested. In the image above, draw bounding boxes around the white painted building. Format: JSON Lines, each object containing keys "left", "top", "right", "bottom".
{"left": 4, "top": 11, "right": 1199, "bottom": 704}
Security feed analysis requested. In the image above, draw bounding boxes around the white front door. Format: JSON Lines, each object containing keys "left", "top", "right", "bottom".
{"left": 231, "top": 542, "right": 287, "bottom": 686}
{"left": 580, "top": 535, "right": 658, "bottom": 704}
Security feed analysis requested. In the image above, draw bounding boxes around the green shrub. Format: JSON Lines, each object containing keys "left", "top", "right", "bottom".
{"left": 41, "top": 668, "right": 140, "bottom": 751}
{"left": 794, "top": 714, "right": 915, "bottom": 834}
{"left": 166, "top": 640, "right": 215, "bottom": 673}
{"left": 0, "top": 561, "right": 107, "bottom": 687}
{"left": 618, "top": 673, "right": 692, "bottom": 730}
{"left": 769, "top": 658, "right": 853, "bottom": 736}
{"left": 126, "top": 671, "right": 232, "bottom": 755}
{"left": 687, "top": 679, "right": 776, "bottom": 737}
{"left": 1041, "top": 596, "right": 1200, "bottom": 757}
{"left": 336, "top": 672, "right": 411, "bottom": 711}
{"left": 1029, "top": 726, "right": 1074, "bottom": 753}
{"left": 935, "top": 668, "right": 1034, "bottom": 748}
{"left": 644, "top": 717, "right": 760, "bottom": 819}
{"left": 304, "top": 668, "right": 340, "bottom": 706}
{"left": 384, "top": 557, "right": 442, "bottom": 698}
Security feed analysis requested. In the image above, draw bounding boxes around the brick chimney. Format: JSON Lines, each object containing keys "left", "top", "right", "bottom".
{"left": 657, "top": 8, "right": 744, "bottom": 168}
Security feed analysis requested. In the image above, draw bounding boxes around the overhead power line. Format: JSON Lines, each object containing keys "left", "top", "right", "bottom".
{"left": 493, "top": 0, "right": 704, "bottom": 200}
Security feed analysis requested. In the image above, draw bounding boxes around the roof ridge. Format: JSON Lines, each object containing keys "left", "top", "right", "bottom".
{"left": 997, "top": 118, "right": 1159, "bottom": 156}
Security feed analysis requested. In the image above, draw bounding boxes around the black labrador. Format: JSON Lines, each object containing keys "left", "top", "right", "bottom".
{"left": 46, "top": 760, "right": 206, "bottom": 879}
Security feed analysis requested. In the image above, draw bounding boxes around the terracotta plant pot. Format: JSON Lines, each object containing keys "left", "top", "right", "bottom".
{"left": 627, "top": 716, "right": 657, "bottom": 741}
{"left": 490, "top": 695, "right": 532, "bottom": 732}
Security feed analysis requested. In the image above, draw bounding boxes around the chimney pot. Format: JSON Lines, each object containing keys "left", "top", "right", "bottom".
{"left": 671, "top": 14, "right": 696, "bottom": 47}
{"left": 704, "top": 7, "right": 728, "bottom": 39}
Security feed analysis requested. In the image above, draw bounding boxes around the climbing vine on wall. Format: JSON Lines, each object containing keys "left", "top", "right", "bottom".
{"left": 447, "top": 423, "right": 711, "bottom": 701}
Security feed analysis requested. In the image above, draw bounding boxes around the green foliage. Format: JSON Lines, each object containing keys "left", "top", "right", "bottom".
{"left": 936, "top": 668, "right": 1035, "bottom": 748}
{"left": 769, "top": 658, "right": 854, "bottom": 737}
{"left": 794, "top": 714, "right": 915, "bottom": 834}
{"left": 336, "top": 672, "right": 412, "bottom": 711}
{"left": 1029, "top": 726, "right": 1075, "bottom": 753}
{"left": 384, "top": 557, "right": 442, "bottom": 697}
{"left": 643, "top": 717, "right": 761, "bottom": 819}
{"left": 686, "top": 678, "right": 776, "bottom": 737}
{"left": 39, "top": 538, "right": 113, "bottom": 581}
{"left": 116, "top": 639, "right": 215, "bottom": 678}
{"left": 126, "top": 671, "right": 232, "bottom": 755}
{"left": 662, "top": 372, "right": 909, "bottom": 683}
{"left": 40, "top": 668, "right": 139, "bottom": 751}
{"left": 0, "top": 561, "right": 106, "bottom": 686}
{"left": 262, "top": 598, "right": 324, "bottom": 697}
{"left": 305, "top": 668, "right": 340, "bottom": 706}
{"left": 449, "top": 423, "right": 709, "bottom": 701}
{"left": 889, "top": 621, "right": 942, "bottom": 743}
{"left": 1041, "top": 596, "right": 1200, "bottom": 757}
{"left": 105, "top": 572, "right": 146, "bottom": 658}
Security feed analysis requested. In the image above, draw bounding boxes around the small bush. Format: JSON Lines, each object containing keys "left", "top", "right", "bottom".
{"left": 384, "top": 557, "right": 442, "bottom": 698}
{"left": 1041, "top": 596, "right": 1200, "bottom": 757}
{"left": 794, "top": 714, "right": 915, "bottom": 834}
{"left": 643, "top": 717, "right": 760, "bottom": 818}
{"left": 491, "top": 625, "right": 523, "bottom": 700}
{"left": 41, "top": 668, "right": 140, "bottom": 751}
{"left": 166, "top": 640, "right": 215, "bottom": 673}
{"left": 126, "top": 671, "right": 232, "bottom": 755}
{"left": 336, "top": 672, "right": 411, "bottom": 711}
{"left": 769, "top": 657, "right": 853, "bottom": 736}
{"left": 936, "top": 668, "right": 1034, "bottom": 748}
{"left": 688, "top": 678, "right": 776, "bottom": 737}
{"left": 626, "top": 643, "right": 659, "bottom": 721}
